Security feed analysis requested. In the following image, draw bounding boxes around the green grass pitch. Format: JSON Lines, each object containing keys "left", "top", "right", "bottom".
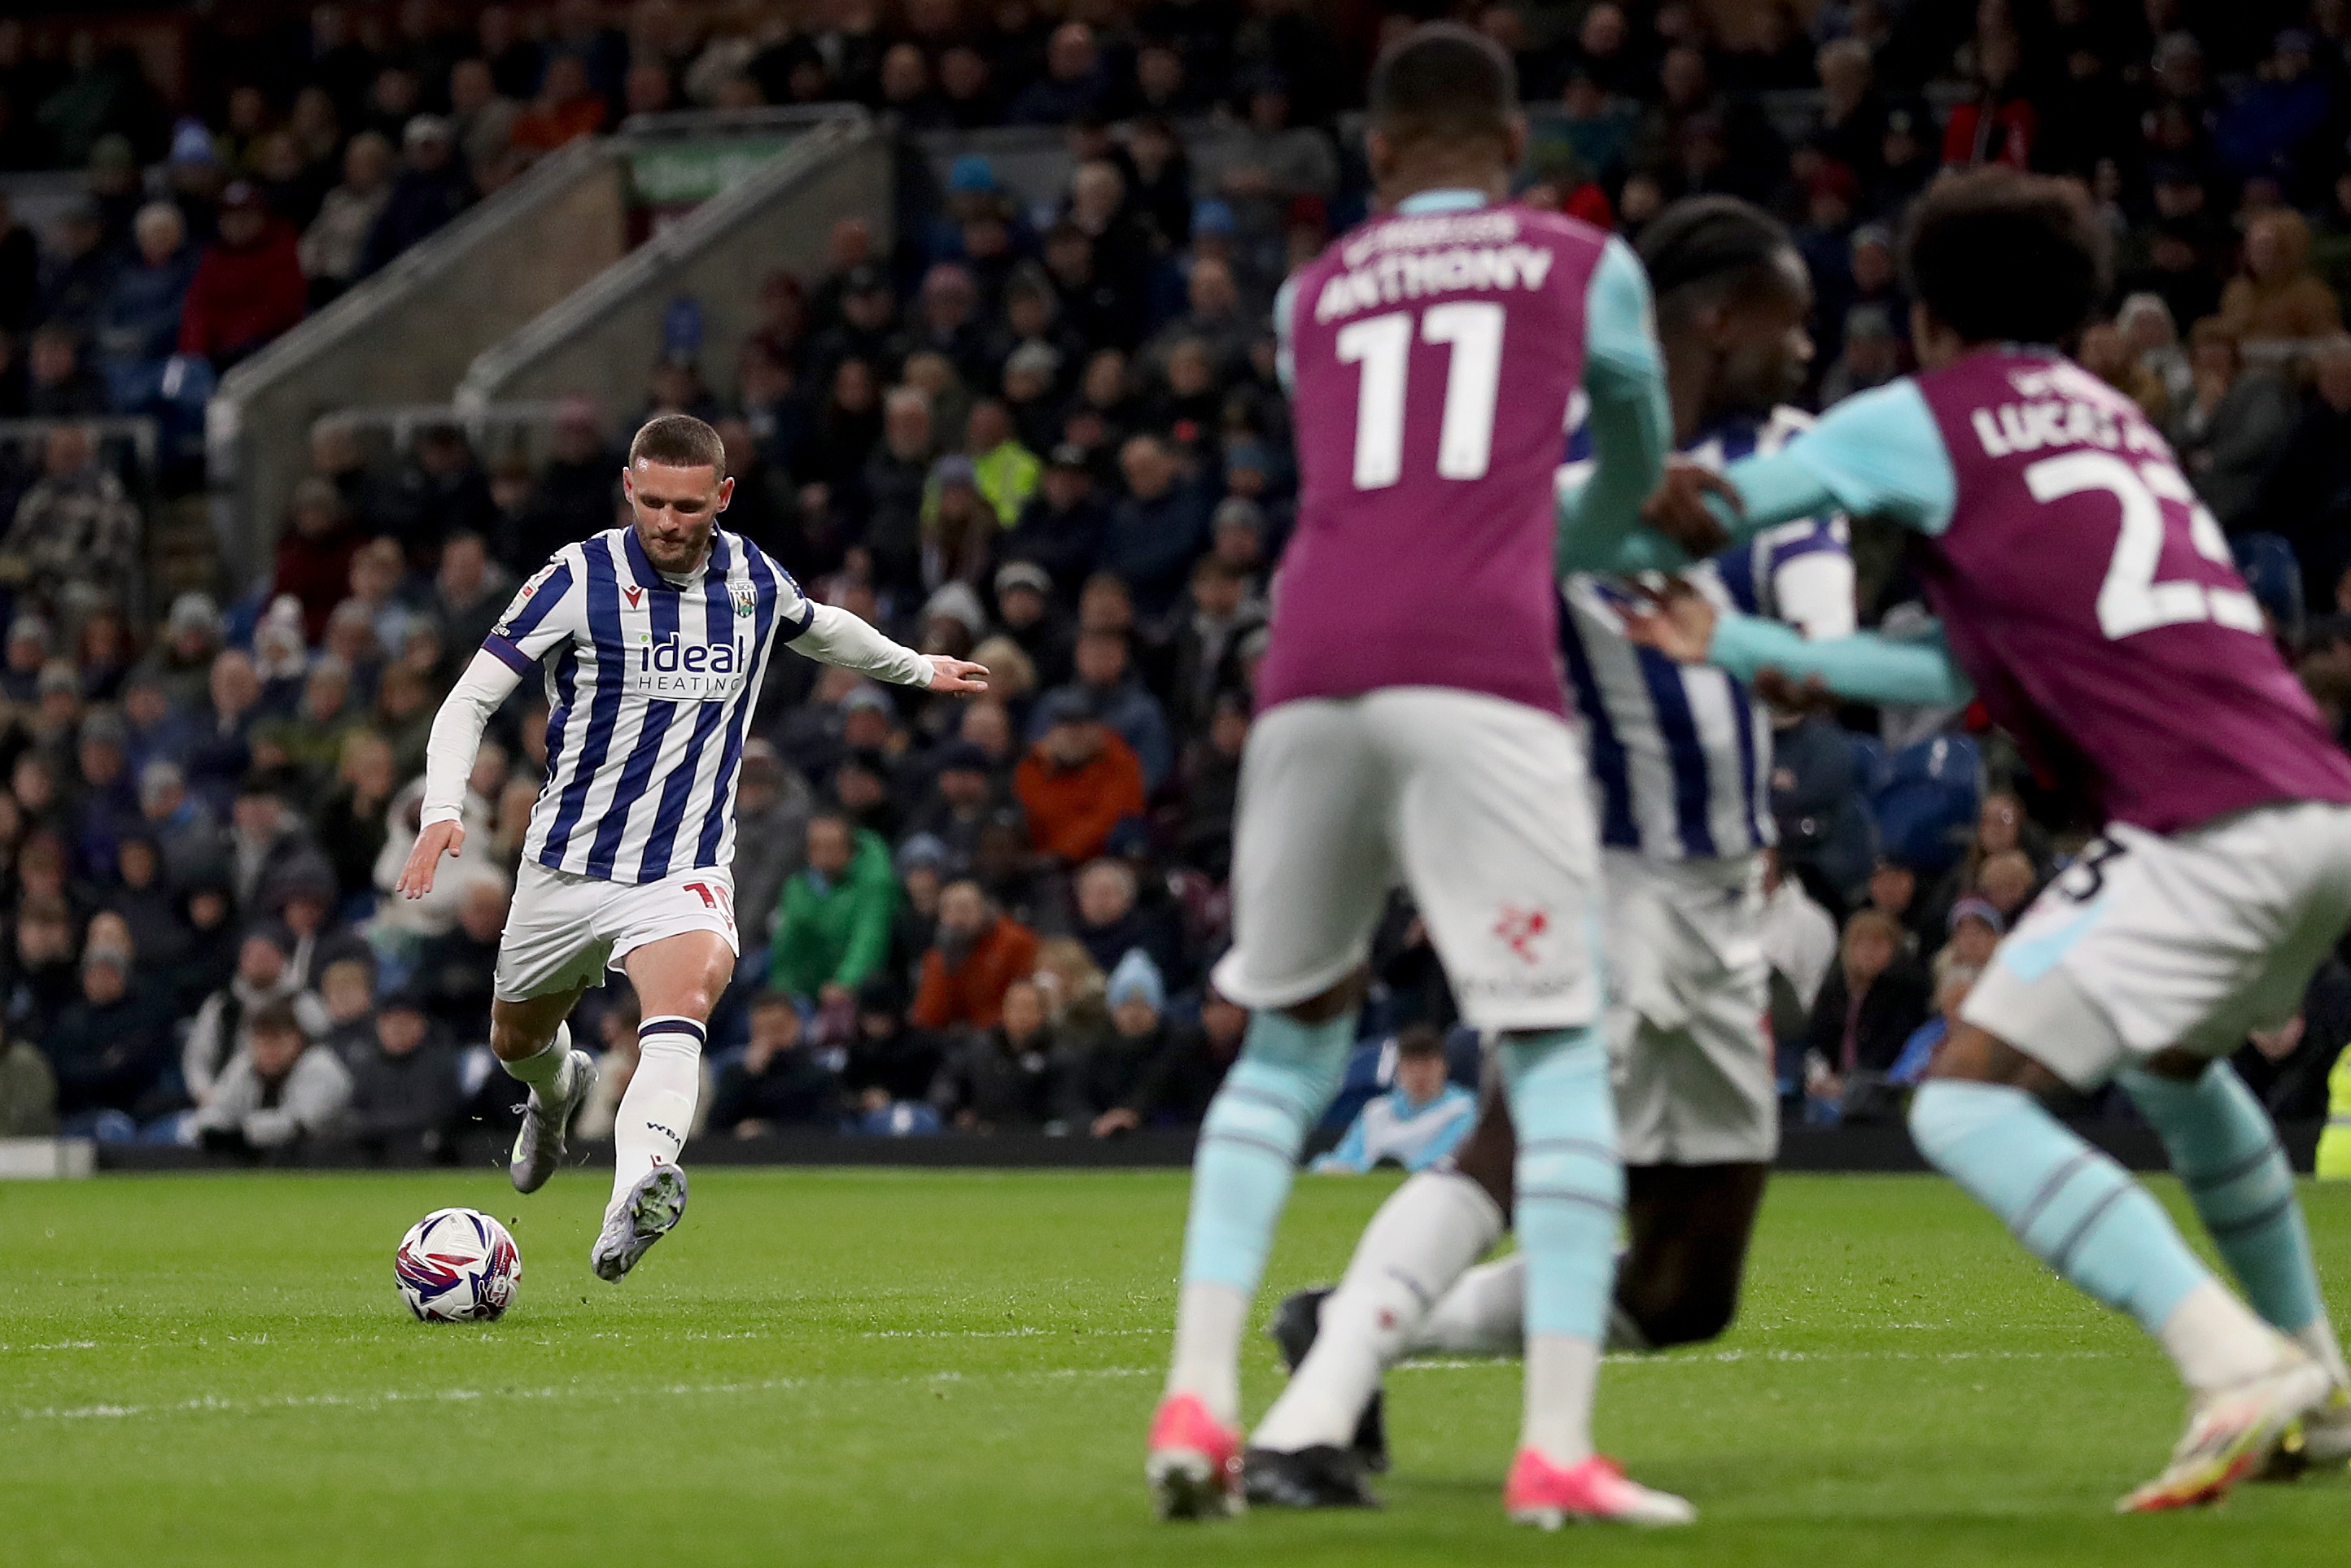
{"left": 5, "top": 1168, "right": 2349, "bottom": 1566}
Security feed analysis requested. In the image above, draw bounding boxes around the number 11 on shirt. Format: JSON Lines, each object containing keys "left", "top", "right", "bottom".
{"left": 1337, "top": 302, "right": 1506, "bottom": 489}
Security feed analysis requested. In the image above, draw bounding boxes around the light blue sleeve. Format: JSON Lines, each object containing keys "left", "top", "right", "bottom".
{"left": 1404, "top": 1090, "right": 1479, "bottom": 1173}
{"left": 1311, "top": 1109, "right": 1370, "bottom": 1174}
{"left": 1556, "top": 236, "right": 1674, "bottom": 575}
{"left": 1719, "top": 380, "right": 1957, "bottom": 539}
{"left": 1272, "top": 275, "right": 1298, "bottom": 395}
{"left": 1708, "top": 609, "right": 1974, "bottom": 706}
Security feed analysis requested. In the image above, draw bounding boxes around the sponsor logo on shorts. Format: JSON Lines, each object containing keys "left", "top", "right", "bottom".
{"left": 1494, "top": 903, "right": 1550, "bottom": 964}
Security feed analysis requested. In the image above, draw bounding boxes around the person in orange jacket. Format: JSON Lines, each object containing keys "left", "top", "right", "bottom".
{"left": 910, "top": 879, "right": 1040, "bottom": 1032}
{"left": 1013, "top": 688, "right": 1146, "bottom": 866}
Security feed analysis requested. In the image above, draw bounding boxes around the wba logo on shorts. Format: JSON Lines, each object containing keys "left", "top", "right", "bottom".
{"left": 626, "top": 632, "right": 751, "bottom": 699}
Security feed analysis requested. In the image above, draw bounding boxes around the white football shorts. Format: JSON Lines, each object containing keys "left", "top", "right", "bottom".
{"left": 1603, "top": 848, "right": 1777, "bottom": 1165}
{"left": 1212, "top": 687, "right": 1602, "bottom": 1033}
{"left": 494, "top": 860, "right": 741, "bottom": 1003}
{"left": 1963, "top": 800, "right": 2351, "bottom": 1088}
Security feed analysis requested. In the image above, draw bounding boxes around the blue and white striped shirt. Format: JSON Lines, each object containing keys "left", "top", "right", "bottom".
{"left": 487, "top": 525, "right": 811, "bottom": 885}
{"left": 1556, "top": 407, "right": 1854, "bottom": 861}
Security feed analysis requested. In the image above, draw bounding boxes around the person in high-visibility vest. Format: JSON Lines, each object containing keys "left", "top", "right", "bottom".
{"left": 2318, "top": 1046, "right": 2351, "bottom": 1179}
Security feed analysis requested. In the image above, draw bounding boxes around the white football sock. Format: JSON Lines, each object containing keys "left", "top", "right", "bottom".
{"left": 2293, "top": 1316, "right": 2350, "bottom": 1387}
{"left": 1409, "top": 1251, "right": 1527, "bottom": 1358}
{"left": 2160, "top": 1278, "right": 2296, "bottom": 1392}
{"left": 609, "top": 1015, "right": 703, "bottom": 1216}
{"left": 1519, "top": 1333, "right": 1600, "bottom": 1466}
{"left": 1252, "top": 1170, "right": 1504, "bottom": 1452}
{"left": 500, "top": 1022, "right": 571, "bottom": 1094}
{"left": 1167, "top": 1281, "right": 1250, "bottom": 1428}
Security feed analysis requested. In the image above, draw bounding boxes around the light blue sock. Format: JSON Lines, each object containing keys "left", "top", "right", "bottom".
{"left": 1178, "top": 1008, "right": 1355, "bottom": 1293}
{"left": 2122, "top": 1063, "right": 2323, "bottom": 1334}
{"left": 1499, "top": 1027, "right": 1622, "bottom": 1342}
{"left": 1910, "top": 1080, "right": 2211, "bottom": 1333}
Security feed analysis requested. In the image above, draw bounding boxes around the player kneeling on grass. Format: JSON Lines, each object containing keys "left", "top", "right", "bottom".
{"left": 400, "top": 413, "right": 984, "bottom": 1282}
{"left": 1620, "top": 167, "right": 2351, "bottom": 1510}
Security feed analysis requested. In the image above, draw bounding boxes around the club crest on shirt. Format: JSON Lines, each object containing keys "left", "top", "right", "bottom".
{"left": 730, "top": 579, "right": 757, "bottom": 618}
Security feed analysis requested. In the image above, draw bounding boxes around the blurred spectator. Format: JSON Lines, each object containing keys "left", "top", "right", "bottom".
{"left": 1003, "top": 449, "right": 1108, "bottom": 605}
{"left": 2218, "top": 208, "right": 2343, "bottom": 346}
{"left": 1038, "top": 627, "right": 1172, "bottom": 791}
{"left": 1072, "top": 949, "right": 1198, "bottom": 1137}
{"left": 1819, "top": 304, "right": 1903, "bottom": 405}
{"left": 0, "top": 1015, "right": 55, "bottom": 1135}
{"left": 1803, "top": 908, "right": 1932, "bottom": 1100}
{"left": 42, "top": 935, "right": 174, "bottom": 1132}
{"left": 1015, "top": 688, "right": 1146, "bottom": 866}
{"left": 299, "top": 130, "right": 396, "bottom": 308}
{"left": 23, "top": 325, "right": 109, "bottom": 417}
{"left": 357, "top": 116, "right": 470, "bottom": 280}
{"left": 271, "top": 478, "right": 366, "bottom": 641}
{"left": 911, "top": 878, "right": 1038, "bottom": 1033}
{"left": 94, "top": 203, "right": 194, "bottom": 401}
{"left": 189, "top": 999, "right": 352, "bottom": 1152}
{"left": 512, "top": 53, "right": 607, "bottom": 152}
{"left": 228, "top": 775, "right": 320, "bottom": 911}
{"left": 178, "top": 183, "right": 307, "bottom": 373}
{"left": 842, "top": 972, "right": 942, "bottom": 1109}
{"left": 1103, "top": 434, "right": 1211, "bottom": 618}
{"left": 2, "top": 426, "right": 143, "bottom": 609}
{"left": 181, "top": 921, "right": 330, "bottom": 1108}
{"left": 711, "top": 991, "right": 840, "bottom": 1134}
{"left": 138, "top": 761, "right": 226, "bottom": 892}
{"left": 1008, "top": 23, "right": 1110, "bottom": 125}
{"left": 35, "top": 202, "right": 116, "bottom": 343}
{"left": 411, "top": 871, "right": 507, "bottom": 1036}
{"left": 448, "top": 58, "right": 519, "bottom": 176}
{"left": 342, "top": 988, "right": 464, "bottom": 1156}
{"left": 1071, "top": 855, "right": 1182, "bottom": 982}
{"left": 770, "top": 810, "right": 898, "bottom": 1006}
{"left": 732, "top": 740, "right": 813, "bottom": 949}
{"left": 1887, "top": 954, "right": 1980, "bottom": 1089}
{"left": 1311, "top": 1024, "right": 1476, "bottom": 1172}
{"left": 2251, "top": 335, "right": 2351, "bottom": 605}
{"left": 929, "top": 973, "right": 1064, "bottom": 1130}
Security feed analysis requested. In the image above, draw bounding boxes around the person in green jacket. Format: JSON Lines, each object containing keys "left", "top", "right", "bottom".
{"left": 770, "top": 809, "right": 899, "bottom": 1006}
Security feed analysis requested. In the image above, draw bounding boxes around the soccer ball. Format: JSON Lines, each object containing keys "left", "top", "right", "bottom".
{"left": 395, "top": 1208, "right": 522, "bottom": 1322}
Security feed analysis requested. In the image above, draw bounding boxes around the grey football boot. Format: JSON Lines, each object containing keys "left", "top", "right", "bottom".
{"left": 509, "top": 1049, "right": 597, "bottom": 1195}
{"left": 591, "top": 1164, "right": 690, "bottom": 1282}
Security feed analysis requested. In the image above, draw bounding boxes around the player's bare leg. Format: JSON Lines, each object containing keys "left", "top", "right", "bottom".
{"left": 1910, "top": 1024, "right": 2329, "bottom": 1510}
{"left": 592, "top": 929, "right": 733, "bottom": 1282}
{"left": 1150, "top": 971, "right": 1365, "bottom": 1520}
{"left": 492, "top": 983, "right": 597, "bottom": 1195}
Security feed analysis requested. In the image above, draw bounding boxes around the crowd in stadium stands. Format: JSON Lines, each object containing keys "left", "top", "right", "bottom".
{"left": 7, "top": 0, "right": 2351, "bottom": 1156}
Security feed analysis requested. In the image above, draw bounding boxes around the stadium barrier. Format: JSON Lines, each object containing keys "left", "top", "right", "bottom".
{"left": 208, "top": 105, "right": 861, "bottom": 588}
{"left": 454, "top": 111, "right": 886, "bottom": 426}
{"left": 0, "top": 1138, "right": 96, "bottom": 1179}
{"left": 73, "top": 1121, "right": 2327, "bottom": 1176}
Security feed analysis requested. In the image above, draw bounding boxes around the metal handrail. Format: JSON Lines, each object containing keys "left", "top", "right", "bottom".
{"left": 0, "top": 416, "right": 160, "bottom": 471}
{"left": 454, "top": 114, "right": 873, "bottom": 411}
{"left": 211, "top": 133, "right": 617, "bottom": 413}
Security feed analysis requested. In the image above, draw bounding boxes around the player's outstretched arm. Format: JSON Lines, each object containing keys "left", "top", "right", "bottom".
{"left": 1647, "top": 378, "right": 1960, "bottom": 561}
{"left": 1624, "top": 587, "right": 1972, "bottom": 707}
{"left": 400, "top": 648, "right": 523, "bottom": 898}
{"left": 789, "top": 601, "right": 989, "bottom": 695}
